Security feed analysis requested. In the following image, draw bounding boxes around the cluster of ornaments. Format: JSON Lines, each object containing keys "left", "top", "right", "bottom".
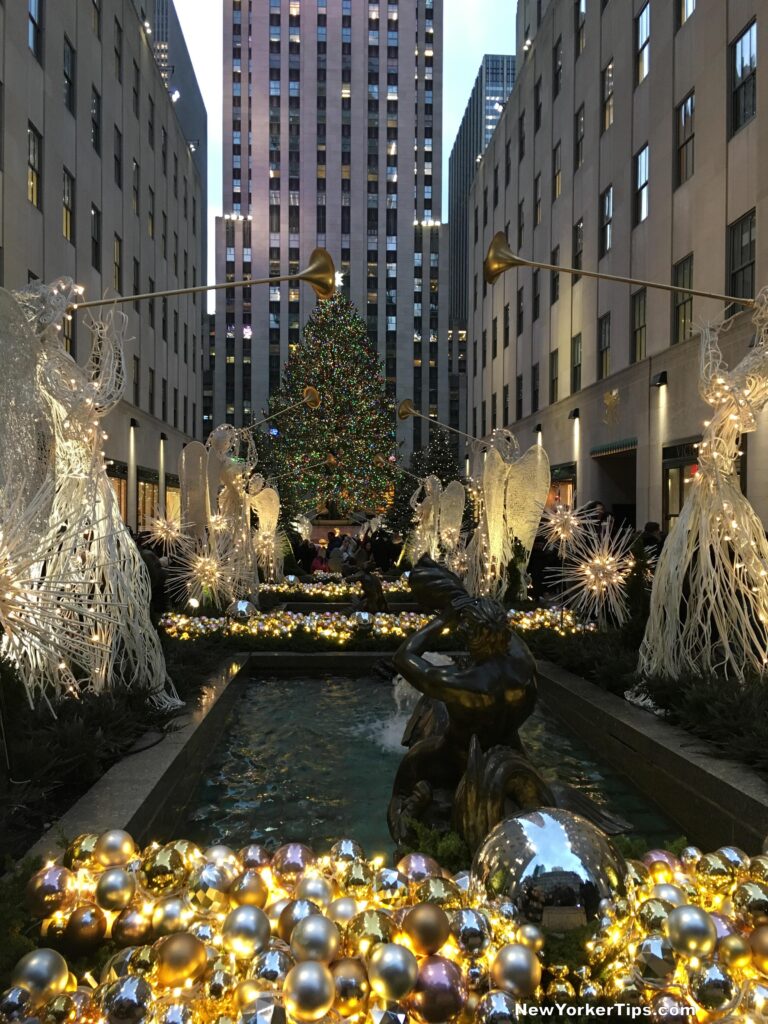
{"left": 3, "top": 829, "right": 545, "bottom": 1024}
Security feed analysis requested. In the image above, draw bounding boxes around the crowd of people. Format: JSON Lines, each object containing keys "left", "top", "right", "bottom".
{"left": 294, "top": 529, "right": 403, "bottom": 575}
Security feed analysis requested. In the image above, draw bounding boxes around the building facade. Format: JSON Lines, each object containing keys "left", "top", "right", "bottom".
{"left": 0, "top": 0, "right": 206, "bottom": 530}
{"left": 469, "top": 0, "right": 767, "bottom": 529}
{"left": 206, "top": 0, "right": 450, "bottom": 454}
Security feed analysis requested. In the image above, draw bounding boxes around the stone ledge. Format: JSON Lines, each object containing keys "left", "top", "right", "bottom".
{"left": 22, "top": 656, "right": 250, "bottom": 865}
{"left": 537, "top": 660, "right": 768, "bottom": 851}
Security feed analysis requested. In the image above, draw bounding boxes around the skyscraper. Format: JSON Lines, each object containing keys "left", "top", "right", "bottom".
{"left": 207, "top": 0, "right": 449, "bottom": 454}
{"left": 448, "top": 55, "right": 516, "bottom": 335}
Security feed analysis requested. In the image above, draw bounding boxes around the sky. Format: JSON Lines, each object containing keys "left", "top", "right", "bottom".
{"left": 174, "top": 0, "right": 517, "bottom": 305}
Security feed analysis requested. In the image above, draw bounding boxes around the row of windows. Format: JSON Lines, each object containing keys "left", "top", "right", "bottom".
{"left": 474, "top": 213, "right": 756, "bottom": 423}
{"left": 132, "top": 356, "right": 194, "bottom": 431}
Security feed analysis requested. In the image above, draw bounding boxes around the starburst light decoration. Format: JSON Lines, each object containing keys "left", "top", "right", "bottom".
{"left": 540, "top": 503, "right": 600, "bottom": 559}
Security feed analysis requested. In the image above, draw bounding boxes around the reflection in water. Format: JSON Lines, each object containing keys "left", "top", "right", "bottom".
{"left": 181, "top": 675, "right": 676, "bottom": 854}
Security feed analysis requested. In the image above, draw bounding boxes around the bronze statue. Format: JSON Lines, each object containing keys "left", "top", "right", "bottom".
{"left": 343, "top": 563, "right": 389, "bottom": 613}
{"left": 388, "top": 557, "right": 628, "bottom": 852}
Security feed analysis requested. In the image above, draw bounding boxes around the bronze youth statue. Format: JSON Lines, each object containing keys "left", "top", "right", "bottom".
{"left": 388, "top": 556, "right": 628, "bottom": 852}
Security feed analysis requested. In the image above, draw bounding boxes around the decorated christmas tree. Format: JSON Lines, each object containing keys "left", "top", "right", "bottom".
{"left": 386, "top": 428, "right": 462, "bottom": 537}
{"left": 270, "top": 294, "right": 397, "bottom": 517}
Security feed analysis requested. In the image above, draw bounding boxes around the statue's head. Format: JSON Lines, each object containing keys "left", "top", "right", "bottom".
{"left": 456, "top": 597, "right": 510, "bottom": 659}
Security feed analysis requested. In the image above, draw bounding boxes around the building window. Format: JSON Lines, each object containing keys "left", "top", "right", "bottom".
{"left": 731, "top": 22, "right": 757, "bottom": 134}
{"left": 91, "top": 88, "right": 101, "bottom": 154}
{"left": 132, "top": 160, "right": 140, "bottom": 214}
{"left": 728, "top": 210, "right": 756, "bottom": 313}
{"left": 114, "top": 18, "right": 123, "bottom": 81}
{"left": 676, "top": 92, "right": 695, "bottom": 185}
{"left": 673, "top": 254, "right": 693, "bottom": 344}
{"left": 571, "top": 334, "right": 582, "bottom": 392}
{"left": 27, "top": 124, "right": 42, "bottom": 209}
{"left": 482, "top": 329, "right": 487, "bottom": 368}
{"left": 493, "top": 164, "right": 499, "bottom": 207}
{"left": 62, "top": 168, "right": 74, "bottom": 242}
{"left": 114, "top": 126, "right": 122, "bottom": 188}
{"left": 113, "top": 234, "right": 122, "bottom": 293}
{"left": 503, "top": 303, "right": 510, "bottom": 347}
{"left": 574, "top": 105, "right": 585, "bottom": 169}
{"left": 516, "top": 374, "right": 524, "bottom": 420}
{"left": 148, "top": 369, "right": 155, "bottom": 416}
{"left": 518, "top": 115, "right": 525, "bottom": 160}
{"left": 492, "top": 317, "right": 498, "bottom": 359}
{"left": 148, "top": 187, "right": 155, "bottom": 238}
{"left": 517, "top": 200, "right": 524, "bottom": 249}
{"left": 534, "top": 174, "right": 542, "bottom": 226}
{"left": 148, "top": 96, "right": 155, "bottom": 148}
{"left": 64, "top": 38, "right": 76, "bottom": 113}
{"left": 553, "top": 37, "right": 563, "bottom": 97}
{"left": 503, "top": 384, "right": 509, "bottom": 426}
{"left": 533, "top": 270, "right": 540, "bottom": 321}
{"left": 517, "top": 287, "right": 524, "bottom": 336}
{"left": 92, "top": 0, "right": 102, "bottom": 38}
{"left": 631, "top": 289, "right": 646, "bottom": 363}
{"left": 550, "top": 350, "right": 559, "bottom": 403}
{"left": 505, "top": 137, "right": 512, "bottom": 185}
{"left": 602, "top": 60, "right": 615, "bottom": 131}
{"left": 636, "top": 3, "right": 650, "bottom": 85}
{"left": 599, "top": 185, "right": 613, "bottom": 257}
{"left": 552, "top": 142, "right": 562, "bottom": 200}
{"left": 597, "top": 313, "right": 611, "bottom": 380}
{"left": 28, "top": 0, "right": 43, "bottom": 61}
{"left": 575, "top": 0, "right": 586, "bottom": 57}
{"left": 133, "top": 356, "right": 140, "bottom": 407}
{"left": 573, "top": 219, "right": 584, "bottom": 281}
{"left": 551, "top": 246, "right": 560, "bottom": 304}
{"left": 634, "top": 144, "right": 649, "bottom": 224}
{"left": 678, "top": 0, "right": 695, "bottom": 28}
{"left": 534, "top": 77, "right": 542, "bottom": 131}
{"left": 91, "top": 204, "right": 101, "bottom": 271}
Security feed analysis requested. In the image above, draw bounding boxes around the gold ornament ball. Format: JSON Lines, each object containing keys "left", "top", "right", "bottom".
{"left": 166, "top": 839, "right": 204, "bottom": 869}
{"left": 680, "top": 847, "right": 703, "bottom": 871}
{"left": 266, "top": 898, "right": 292, "bottom": 933}
{"left": 340, "top": 859, "right": 374, "bottom": 900}
{"left": 733, "top": 881, "right": 768, "bottom": 928}
{"left": 750, "top": 857, "right": 768, "bottom": 884}
{"left": 26, "top": 866, "right": 77, "bottom": 920}
{"left": 277, "top": 899, "right": 322, "bottom": 943}
{"left": 367, "top": 942, "right": 419, "bottom": 1001}
{"left": 718, "top": 933, "right": 752, "bottom": 970}
{"left": 139, "top": 846, "right": 188, "bottom": 898}
{"left": 204, "top": 845, "right": 240, "bottom": 872}
{"left": 331, "top": 958, "right": 370, "bottom": 1017}
{"left": 450, "top": 909, "right": 492, "bottom": 958}
{"left": 327, "top": 897, "right": 359, "bottom": 926}
{"left": 187, "top": 861, "right": 233, "bottom": 914}
{"left": 667, "top": 905, "right": 717, "bottom": 957}
{"left": 717, "top": 846, "right": 750, "bottom": 875}
{"left": 515, "top": 924, "right": 544, "bottom": 953}
{"left": 695, "top": 853, "right": 734, "bottom": 890}
{"left": 330, "top": 839, "right": 365, "bottom": 873}
{"left": 234, "top": 978, "right": 263, "bottom": 1010}
{"left": 413, "top": 876, "right": 462, "bottom": 910}
{"left": 95, "top": 867, "right": 136, "bottom": 912}
{"left": 102, "top": 975, "right": 153, "bottom": 1022}
{"left": 687, "top": 959, "right": 737, "bottom": 1014}
{"left": 154, "top": 933, "right": 209, "bottom": 988}
{"left": 63, "top": 903, "right": 107, "bottom": 955}
{"left": 295, "top": 873, "right": 335, "bottom": 908}
{"left": 283, "top": 961, "right": 336, "bottom": 1022}
{"left": 11, "top": 949, "right": 70, "bottom": 1006}
{"left": 373, "top": 868, "right": 410, "bottom": 909}
{"left": 651, "top": 884, "right": 685, "bottom": 907}
{"left": 62, "top": 833, "right": 99, "bottom": 871}
{"left": 152, "top": 897, "right": 190, "bottom": 937}
{"left": 490, "top": 944, "right": 541, "bottom": 998}
{"left": 638, "top": 898, "right": 674, "bottom": 933}
{"left": 95, "top": 829, "right": 137, "bottom": 868}
{"left": 272, "top": 843, "right": 317, "bottom": 889}
{"left": 649, "top": 991, "right": 693, "bottom": 1024}
{"left": 239, "top": 844, "right": 271, "bottom": 869}
{"left": 249, "top": 948, "right": 294, "bottom": 990}
{"left": 344, "top": 908, "right": 396, "bottom": 957}
{"left": 750, "top": 925, "right": 768, "bottom": 975}
{"left": 402, "top": 903, "right": 451, "bottom": 955}
{"left": 290, "top": 914, "right": 341, "bottom": 962}
{"left": 743, "top": 980, "right": 768, "bottom": 1022}
{"left": 112, "top": 907, "right": 153, "bottom": 948}
{"left": 221, "top": 905, "right": 271, "bottom": 959}
{"left": 230, "top": 868, "right": 269, "bottom": 908}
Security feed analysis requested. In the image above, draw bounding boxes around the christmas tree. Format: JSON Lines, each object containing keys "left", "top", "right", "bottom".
{"left": 270, "top": 294, "right": 397, "bottom": 517}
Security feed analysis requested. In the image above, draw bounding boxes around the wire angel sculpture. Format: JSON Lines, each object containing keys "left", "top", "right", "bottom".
{"left": 0, "top": 278, "right": 176, "bottom": 708}
{"left": 465, "top": 429, "right": 551, "bottom": 598}
{"left": 640, "top": 289, "right": 768, "bottom": 681}
{"left": 406, "top": 475, "right": 444, "bottom": 562}
{"left": 250, "top": 480, "right": 285, "bottom": 584}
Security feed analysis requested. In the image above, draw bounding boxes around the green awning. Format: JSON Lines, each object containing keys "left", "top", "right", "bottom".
{"left": 590, "top": 437, "right": 638, "bottom": 458}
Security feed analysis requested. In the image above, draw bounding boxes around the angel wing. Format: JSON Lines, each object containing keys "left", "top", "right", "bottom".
{"left": 482, "top": 447, "right": 511, "bottom": 571}
{"left": 439, "top": 480, "right": 465, "bottom": 549}
{"left": 252, "top": 487, "right": 281, "bottom": 536}
{"left": 179, "top": 442, "right": 211, "bottom": 543}
{"left": 505, "top": 444, "right": 551, "bottom": 560}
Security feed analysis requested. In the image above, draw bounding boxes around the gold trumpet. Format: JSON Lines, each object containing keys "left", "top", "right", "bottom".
{"left": 247, "top": 386, "right": 322, "bottom": 431}
{"left": 483, "top": 231, "right": 754, "bottom": 308}
{"left": 70, "top": 248, "right": 337, "bottom": 312}
{"left": 397, "top": 400, "right": 480, "bottom": 444}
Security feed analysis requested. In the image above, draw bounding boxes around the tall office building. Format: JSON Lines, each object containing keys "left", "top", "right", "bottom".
{"left": 207, "top": 0, "right": 449, "bottom": 454}
{"left": 0, "top": 0, "right": 206, "bottom": 530}
{"left": 449, "top": 54, "right": 516, "bottom": 332}
{"left": 469, "top": 0, "right": 767, "bottom": 528}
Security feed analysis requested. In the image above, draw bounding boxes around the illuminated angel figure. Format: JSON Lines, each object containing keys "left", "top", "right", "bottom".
{"left": 406, "top": 475, "right": 443, "bottom": 562}
{"left": 640, "top": 289, "right": 768, "bottom": 681}
{"left": 541, "top": 503, "right": 600, "bottom": 559}
{"left": 549, "top": 520, "right": 637, "bottom": 630}
{"left": 465, "top": 429, "right": 551, "bottom": 598}
{"left": 250, "top": 481, "right": 285, "bottom": 584}
{"left": 6, "top": 279, "right": 176, "bottom": 707}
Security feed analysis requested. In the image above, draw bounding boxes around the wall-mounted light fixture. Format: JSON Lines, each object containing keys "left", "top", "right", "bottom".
{"left": 651, "top": 371, "right": 668, "bottom": 388}
{"left": 534, "top": 423, "right": 542, "bottom": 434}
{"left": 568, "top": 408, "right": 580, "bottom": 421}
{"left": 160, "top": 432, "right": 168, "bottom": 441}
{"left": 130, "top": 417, "right": 140, "bottom": 429}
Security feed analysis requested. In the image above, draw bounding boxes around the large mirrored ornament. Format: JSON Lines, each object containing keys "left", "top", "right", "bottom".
{"left": 472, "top": 810, "right": 626, "bottom": 927}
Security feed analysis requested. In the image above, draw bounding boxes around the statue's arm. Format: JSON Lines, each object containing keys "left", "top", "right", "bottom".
{"left": 393, "top": 615, "right": 449, "bottom": 684}
{"left": 394, "top": 617, "right": 493, "bottom": 706}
